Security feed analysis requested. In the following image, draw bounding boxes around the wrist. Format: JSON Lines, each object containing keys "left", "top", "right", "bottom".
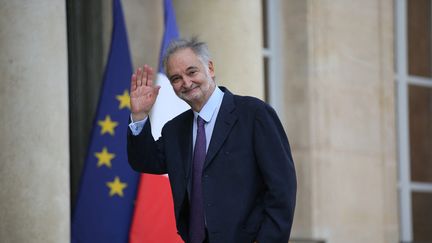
{"left": 131, "top": 112, "right": 148, "bottom": 122}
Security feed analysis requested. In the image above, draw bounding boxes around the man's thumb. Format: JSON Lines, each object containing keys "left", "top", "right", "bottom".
{"left": 155, "top": 85, "right": 161, "bottom": 95}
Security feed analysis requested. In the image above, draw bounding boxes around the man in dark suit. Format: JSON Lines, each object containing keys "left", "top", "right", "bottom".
{"left": 127, "top": 38, "right": 296, "bottom": 243}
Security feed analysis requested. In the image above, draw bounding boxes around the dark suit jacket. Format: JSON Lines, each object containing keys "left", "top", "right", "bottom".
{"left": 127, "top": 87, "right": 296, "bottom": 243}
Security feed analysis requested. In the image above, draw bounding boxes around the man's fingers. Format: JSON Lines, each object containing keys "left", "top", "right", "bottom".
{"left": 132, "top": 65, "right": 156, "bottom": 92}
{"left": 142, "top": 65, "right": 149, "bottom": 86}
{"left": 131, "top": 73, "right": 137, "bottom": 91}
{"left": 146, "top": 66, "right": 154, "bottom": 86}
{"left": 136, "top": 67, "right": 143, "bottom": 86}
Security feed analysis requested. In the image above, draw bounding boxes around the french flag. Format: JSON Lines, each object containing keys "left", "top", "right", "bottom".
{"left": 129, "top": 0, "right": 188, "bottom": 242}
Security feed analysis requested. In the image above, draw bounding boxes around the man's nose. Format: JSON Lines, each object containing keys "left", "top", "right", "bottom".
{"left": 182, "top": 76, "right": 193, "bottom": 87}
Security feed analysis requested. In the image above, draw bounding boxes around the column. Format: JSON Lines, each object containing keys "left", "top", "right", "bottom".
{"left": 281, "top": 0, "right": 399, "bottom": 242}
{"left": 0, "top": 1, "right": 70, "bottom": 242}
{"left": 173, "top": 0, "right": 264, "bottom": 99}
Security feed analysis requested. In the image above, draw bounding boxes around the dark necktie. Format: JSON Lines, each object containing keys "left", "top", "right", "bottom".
{"left": 189, "top": 116, "right": 206, "bottom": 243}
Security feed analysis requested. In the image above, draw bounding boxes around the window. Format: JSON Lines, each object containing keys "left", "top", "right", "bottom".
{"left": 396, "top": 0, "right": 432, "bottom": 241}
{"left": 262, "top": 0, "right": 284, "bottom": 117}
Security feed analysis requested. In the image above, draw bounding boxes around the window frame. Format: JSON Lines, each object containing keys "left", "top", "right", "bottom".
{"left": 395, "top": 0, "right": 432, "bottom": 241}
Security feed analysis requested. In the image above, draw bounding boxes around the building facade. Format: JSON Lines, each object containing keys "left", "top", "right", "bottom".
{"left": 1, "top": 0, "right": 431, "bottom": 242}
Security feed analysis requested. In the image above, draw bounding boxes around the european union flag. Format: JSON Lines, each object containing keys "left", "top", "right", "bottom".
{"left": 71, "top": 0, "right": 139, "bottom": 242}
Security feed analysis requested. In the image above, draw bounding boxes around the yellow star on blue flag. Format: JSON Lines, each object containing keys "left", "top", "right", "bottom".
{"left": 116, "top": 90, "right": 131, "bottom": 110}
{"left": 106, "top": 176, "right": 128, "bottom": 197}
{"left": 95, "top": 147, "right": 115, "bottom": 168}
{"left": 98, "top": 115, "right": 118, "bottom": 136}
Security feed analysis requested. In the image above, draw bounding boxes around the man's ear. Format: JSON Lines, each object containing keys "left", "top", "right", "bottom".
{"left": 208, "top": 60, "right": 215, "bottom": 78}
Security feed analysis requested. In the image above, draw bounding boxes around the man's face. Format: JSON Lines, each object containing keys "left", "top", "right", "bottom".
{"left": 166, "top": 48, "right": 216, "bottom": 110}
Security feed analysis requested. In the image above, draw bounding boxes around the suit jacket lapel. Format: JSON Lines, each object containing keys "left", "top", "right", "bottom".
{"left": 204, "top": 88, "right": 237, "bottom": 169}
{"left": 178, "top": 110, "right": 194, "bottom": 180}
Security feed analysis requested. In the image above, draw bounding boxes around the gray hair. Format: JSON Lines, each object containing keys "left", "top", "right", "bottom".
{"left": 162, "top": 37, "right": 212, "bottom": 74}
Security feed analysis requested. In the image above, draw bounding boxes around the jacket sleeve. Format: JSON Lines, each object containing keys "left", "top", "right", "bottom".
{"left": 254, "top": 104, "right": 297, "bottom": 243}
{"left": 127, "top": 119, "right": 168, "bottom": 174}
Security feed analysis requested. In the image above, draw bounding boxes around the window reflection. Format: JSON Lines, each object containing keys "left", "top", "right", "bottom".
{"left": 412, "top": 192, "right": 432, "bottom": 241}
{"left": 408, "top": 0, "right": 432, "bottom": 78}
{"left": 409, "top": 85, "right": 432, "bottom": 183}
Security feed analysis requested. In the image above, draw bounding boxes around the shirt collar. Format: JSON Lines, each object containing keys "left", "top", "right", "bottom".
{"left": 193, "top": 86, "right": 224, "bottom": 123}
